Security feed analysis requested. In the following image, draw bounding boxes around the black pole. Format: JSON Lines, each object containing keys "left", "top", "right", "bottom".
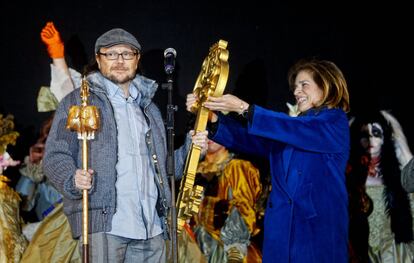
{"left": 162, "top": 74, "right": 178, "bottom": 263}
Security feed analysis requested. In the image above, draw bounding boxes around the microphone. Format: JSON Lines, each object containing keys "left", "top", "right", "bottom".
{"left": 164, "top": 48, "right": 177, "bottom": 74}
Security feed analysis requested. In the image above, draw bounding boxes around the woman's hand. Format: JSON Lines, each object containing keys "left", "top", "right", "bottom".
{"left": 203, "top": 94, "right": 249, "bottom": 115}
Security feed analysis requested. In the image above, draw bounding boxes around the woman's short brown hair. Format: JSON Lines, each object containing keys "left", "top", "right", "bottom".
{"left": 288, "top": 59, "right": 350, "bottom": 112}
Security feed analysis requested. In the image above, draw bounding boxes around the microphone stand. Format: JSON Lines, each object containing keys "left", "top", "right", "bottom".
{"left": 162, "top": 74, "right": 178, "bottom": 263}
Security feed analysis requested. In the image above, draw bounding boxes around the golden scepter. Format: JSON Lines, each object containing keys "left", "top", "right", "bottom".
{"left": 66, "top": 76, "right": 100, "bottom": 263}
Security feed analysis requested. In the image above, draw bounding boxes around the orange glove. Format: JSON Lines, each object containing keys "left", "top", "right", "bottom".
{"left": 40, "top": 22, "right": 64, "bottom": 58}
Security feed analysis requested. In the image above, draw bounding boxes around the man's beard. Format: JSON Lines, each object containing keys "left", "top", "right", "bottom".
{"left": 107, "top": 66, "right": 136, "bottom": 84}
{"left": 107, "top": 73, "right": 135, "bottom": 84}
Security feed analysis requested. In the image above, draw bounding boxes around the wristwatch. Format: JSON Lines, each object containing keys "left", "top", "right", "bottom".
{"left": 239, "top": 102, "right": 248, "bottom": 117}
{"left": 241, "top": 107, "right": 249, "bottom": 118}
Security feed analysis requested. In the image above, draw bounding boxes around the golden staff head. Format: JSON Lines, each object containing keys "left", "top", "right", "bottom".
{"left": 66, "top": 76, "right": 100, "bottom": 140}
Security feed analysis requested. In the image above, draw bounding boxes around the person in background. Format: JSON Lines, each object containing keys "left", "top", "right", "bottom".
{"left": 191, "top": 139, "right": 262, "bottom": 263}
{"left": 0, "top": 114, "right": 27, "bottom": 262}
{"left": 401, "top": 157, "right": 414, "bottom": 193}
{"left": 17, "top": 114, "right": 82, "bottom": 263}
{"left": 16, "top": 115, "right": 61, "bottom": 222}
{"left": 40, "top": 22, "right": 79, "bottom": 101}
{"left": 17, "top": 23, "right": 84, "bottom": 262}
{"left": 347, "top": 110, "right": 414, "bottom": 263}
{"left": 43, "top": 27, "right": 208, "bottom": 262}
{"left": 187, "top": 58, "right": 351, "bottom": 262}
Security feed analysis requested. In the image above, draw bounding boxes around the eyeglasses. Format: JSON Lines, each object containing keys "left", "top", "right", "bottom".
{"left": 98, "top": 51, "right": 138, "bottom": 60}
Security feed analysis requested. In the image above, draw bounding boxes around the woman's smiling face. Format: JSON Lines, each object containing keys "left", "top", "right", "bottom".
{"left": 293, "top": 70, "right": 324, "bottom": 112}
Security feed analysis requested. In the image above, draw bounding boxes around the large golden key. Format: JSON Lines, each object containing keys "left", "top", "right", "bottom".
{"left": 176, "top": 40, "right": 229, "bottom": 233}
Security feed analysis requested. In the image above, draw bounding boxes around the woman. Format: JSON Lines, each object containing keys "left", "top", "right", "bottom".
{"left": 187, "top": 59, "right": 350, "bottom": 262}
{"left": 347, "top": 111, "right": 414, "bottom": 263}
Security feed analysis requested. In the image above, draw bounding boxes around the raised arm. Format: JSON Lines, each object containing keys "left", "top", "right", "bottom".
{"left": 41, "top": 22, "right": 78, "bottom": 101}
{"left": 41, "top": 22, "right": 69, "bottom": 75}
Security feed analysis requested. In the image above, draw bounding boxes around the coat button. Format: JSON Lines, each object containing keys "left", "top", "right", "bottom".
{"left": 287, "top": 199, "right": 292, "bottom": 205}
{"left": 269, "top": 202, "right": 273, "bottom": 208}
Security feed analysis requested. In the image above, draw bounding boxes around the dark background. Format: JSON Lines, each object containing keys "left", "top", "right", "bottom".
{"left": 1, "top": 1, "right": 412, "bottom": 167}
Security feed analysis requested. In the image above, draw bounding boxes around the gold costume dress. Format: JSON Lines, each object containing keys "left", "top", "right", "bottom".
{"left": 17, "top": 160, "right": 80, "bottom": 263}
{"left": 194, "top": 150, "right": 262, "bottom": 263}
{"left": 0, "top": 176, "right": 28, "bottom": 263}
{"left": 19, "top": 202, "right": 81, "bottom": 263}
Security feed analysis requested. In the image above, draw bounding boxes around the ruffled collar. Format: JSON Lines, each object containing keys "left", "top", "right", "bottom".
{"left": 197, "top": 149, "right": 234, "bottom": 175}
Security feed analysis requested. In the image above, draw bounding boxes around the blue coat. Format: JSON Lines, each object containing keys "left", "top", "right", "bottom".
{"left": 211, "top": 106, "right": 349, "bottom": 263}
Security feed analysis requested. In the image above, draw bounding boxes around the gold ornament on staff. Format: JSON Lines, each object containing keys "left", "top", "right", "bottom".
{"left": 176, "top": 40, "right": 229, "bottom": 233}
{"left": 66, "top": 76, "right": 100, "bottom": 263}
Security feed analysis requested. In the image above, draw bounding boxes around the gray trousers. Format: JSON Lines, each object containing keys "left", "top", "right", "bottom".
{"left": 80, "top": 232, "right": 166, "bottom": 263}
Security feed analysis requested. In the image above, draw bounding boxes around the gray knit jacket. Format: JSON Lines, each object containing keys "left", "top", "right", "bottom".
{"left": 43, "top": 72, "right": 191, "bottom": 239}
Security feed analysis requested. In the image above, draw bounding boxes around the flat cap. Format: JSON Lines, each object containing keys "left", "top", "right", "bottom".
{"left": 95, "top": 28, "right": 141, "bottom": 53}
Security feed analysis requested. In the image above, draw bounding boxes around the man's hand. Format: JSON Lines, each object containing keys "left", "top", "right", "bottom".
{"left": 227, "top": 246, "right": 245, "bottom": 263}
{"left": 186, "top": 93, "right": 198, "bottom": 113}
{"left": 40, "top": 22, "right": 64, "bottom": 58}
{"left": 190, "top": 130, "right": 208, "bottom": 155}
{"left": 74, "top": 169, "right": 94, "bottom": 190}
{"left": 186, "top": 93, "right": 219, "bottom": 123}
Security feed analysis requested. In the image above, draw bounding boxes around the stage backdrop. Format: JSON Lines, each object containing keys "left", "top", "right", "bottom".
{"left": 1, "top": 1, "right": 412, "bottom": 164}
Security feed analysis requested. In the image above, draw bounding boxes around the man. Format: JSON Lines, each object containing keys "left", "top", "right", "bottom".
{"left": 43, "top": 28, "right": 207, "bottom": 262}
